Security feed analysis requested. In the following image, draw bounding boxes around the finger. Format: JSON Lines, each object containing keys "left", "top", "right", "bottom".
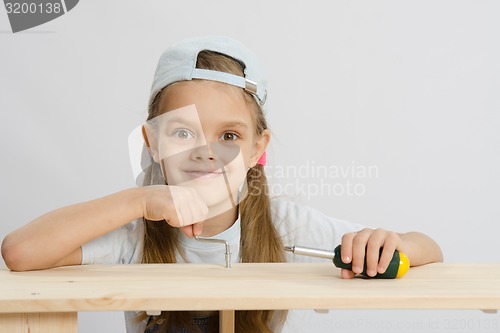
{"left": 189, "top": 187, "right": 209, "bottom": 216}
{"left": 366, "top": 229, "right": 386, "bottom": 277}
{"left": 377, "top": 232, "right": 399, "bottom": 274}
{"left": 341, "top": 268, "right": 355, "bottom": 279}
{"left": 164, "top": 208, "right": 180, "bottom": 228}
{"left": 351, "top": 228, "right": 372, "bottom": 274}
{"left": 340, "top": 233, "right": 356, "bottom": 264}
{"left": 176, "top": 203, "right": 192, "bottom": 228}
{"left": 168, "top": 187, "right": 191, "bottom": 227}
{"left": 179, "top": 188, "right": 208, "bottom": 226}
{"left": 161, "top": 188, "right": 182, "bottom": 227}
{"left": 190, "top": 193, "right": 209, "bottom": 223}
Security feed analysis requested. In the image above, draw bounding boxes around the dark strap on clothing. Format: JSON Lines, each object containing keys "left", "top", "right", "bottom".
{"left": 145, "top": 313, "right": 220, "bottom": 333}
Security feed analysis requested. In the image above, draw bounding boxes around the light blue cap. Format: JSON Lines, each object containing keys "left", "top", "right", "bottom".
{"left": 149, "top": 35, "right": 268, "bottom": 109}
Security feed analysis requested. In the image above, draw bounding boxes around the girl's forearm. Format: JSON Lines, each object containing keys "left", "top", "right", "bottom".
{"left": 399, "top": 231, "right": 443, "bottom": 266}
{"left": 1, "top": 188, "right": 144, "bottom": 271}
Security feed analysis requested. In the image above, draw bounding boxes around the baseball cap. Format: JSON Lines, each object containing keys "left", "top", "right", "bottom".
{"left": 149, "top": 35, "right": 268, "bottom": 109}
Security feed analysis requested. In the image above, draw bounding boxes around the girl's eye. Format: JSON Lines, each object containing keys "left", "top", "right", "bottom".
{"left": 220, "top": 132, "right": 239, "bottom": 141}
{"left": 173, "top": 129, "right": 194, "bottom": 140}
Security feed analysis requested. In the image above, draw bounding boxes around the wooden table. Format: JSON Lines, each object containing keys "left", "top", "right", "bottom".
{"left": 1, "top": 263, "right": 499, "bottom": 332}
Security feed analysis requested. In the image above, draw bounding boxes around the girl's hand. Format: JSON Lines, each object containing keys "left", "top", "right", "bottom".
{"left": 140, "top": 185, "right": 209, "bottom": 238}
{"left": 339, "top": 228, "right": 408, "bottom": 279}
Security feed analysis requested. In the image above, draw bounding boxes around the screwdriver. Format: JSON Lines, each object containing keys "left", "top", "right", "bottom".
{"left": 285, "top": 244, "right": 410, "bottom": 279}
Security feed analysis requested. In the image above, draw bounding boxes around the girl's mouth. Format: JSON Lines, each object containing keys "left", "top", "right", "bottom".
{"left": 185, "top": 170, "right": 225, "bottom": 180}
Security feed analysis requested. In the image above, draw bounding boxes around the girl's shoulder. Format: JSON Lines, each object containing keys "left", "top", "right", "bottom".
{"left": 270, "top": 196, "right": 360, "bottom": 227}
{"left": 270, "top": 197, "right": 368, "bottom": 251}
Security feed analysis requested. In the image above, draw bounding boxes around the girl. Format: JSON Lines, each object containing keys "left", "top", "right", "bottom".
{"left": 1, "top": 36, "right": 443, "bottom": 333}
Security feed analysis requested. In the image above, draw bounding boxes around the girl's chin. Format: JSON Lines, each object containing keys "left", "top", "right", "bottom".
{"left": 205, "top": 199, "right": 239, "bottom": 218}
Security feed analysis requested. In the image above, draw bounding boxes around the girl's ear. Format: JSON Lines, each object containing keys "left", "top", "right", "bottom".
{"left": 251, "top": 129, "right": 271, "bottom": 167}
{"left": 142, "top": 124, "right": 160, "bottom": 163}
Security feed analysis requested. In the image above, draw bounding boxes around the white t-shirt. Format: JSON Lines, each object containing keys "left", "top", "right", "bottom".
{"left": 81, "top": 197, "right": 367, "bottom": 333}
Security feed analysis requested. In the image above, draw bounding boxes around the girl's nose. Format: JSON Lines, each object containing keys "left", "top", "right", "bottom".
{"left": 191, "top": 144, "right": 216, "bottom": 162}
{"left": 189, "top": 142, "right": 241, "bottom": 166}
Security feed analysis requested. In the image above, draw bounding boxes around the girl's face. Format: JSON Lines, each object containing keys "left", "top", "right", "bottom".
{"left": 144, "top": 80, "right": 269, "bottom": 214}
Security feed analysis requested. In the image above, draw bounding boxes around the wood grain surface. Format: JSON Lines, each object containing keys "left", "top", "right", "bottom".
{"left": 1, "top": 263, "right": 499, "bottom": 313}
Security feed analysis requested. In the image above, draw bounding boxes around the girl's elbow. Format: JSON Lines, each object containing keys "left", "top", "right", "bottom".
{"left": 427, "top": 235, "right": 444, "bottom": 264}
{"left": 1, "top": 236, "right": 33, "bottom": 272}
{"left": 423, "top": 240, "right": 444, "bottom": 265}
{"left": 435, "top": 245, "right": 444, "bottom": 263}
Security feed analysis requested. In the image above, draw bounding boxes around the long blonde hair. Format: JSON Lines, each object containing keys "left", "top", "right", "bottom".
{"left": 140, "top": 50, "right": 286, "bottom": 332}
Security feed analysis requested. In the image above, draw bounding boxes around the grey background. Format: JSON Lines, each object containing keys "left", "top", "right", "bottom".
{"left": 1, "top": 1, "right": 499, "bottom": 332}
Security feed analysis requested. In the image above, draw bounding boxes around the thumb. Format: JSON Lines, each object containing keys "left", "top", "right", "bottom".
{"left": 341, "top": 268, "right": 355, "bottom": 279}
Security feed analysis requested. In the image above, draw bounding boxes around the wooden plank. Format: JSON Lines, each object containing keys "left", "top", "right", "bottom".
{"left": 1, "top": 263, "right": 499, "bottom": 312}
{"left": 0, "top": 312, "right": 77, "bottom": 333}
{"left": 219, "top": 310, "right": 235, "bottom": 333}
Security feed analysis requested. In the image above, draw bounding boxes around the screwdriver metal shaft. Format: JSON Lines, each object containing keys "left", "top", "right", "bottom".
{"left": 284, "top": 245, "right": 335, "bottom": 260}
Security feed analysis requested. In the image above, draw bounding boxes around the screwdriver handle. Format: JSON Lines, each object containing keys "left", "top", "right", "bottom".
{"left": 332, "top": 245, "right": 410, "bottom": 279}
